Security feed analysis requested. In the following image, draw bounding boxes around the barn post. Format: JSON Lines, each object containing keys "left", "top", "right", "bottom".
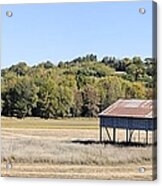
{"left": 105, "top": 127, "right": 112, "bottom": 141}
{"left": 129, "top": 130, "right": 134, "bottom": 143}
{"left": 146, "top": 130, "right": 148, "bottom": 145}
{"left": 126, "top": 129, "right": 129, "bottom": 143}
{"left": 113, "top": 128, "right": 116, "bottom": 143}
{"left": 100, "top": 126, "right": 102, "bottom": 142}
{"left": 138, "top": 130, "right": 140, "bottom": 143}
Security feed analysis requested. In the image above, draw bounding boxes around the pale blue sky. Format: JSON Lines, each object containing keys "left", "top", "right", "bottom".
{"left": 1, "top": 1, "right": 153, "bottom": 68}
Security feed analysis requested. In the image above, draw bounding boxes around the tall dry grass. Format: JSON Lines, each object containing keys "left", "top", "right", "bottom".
{"left": 1, "top": 134, "right": 153, "bottom": 166}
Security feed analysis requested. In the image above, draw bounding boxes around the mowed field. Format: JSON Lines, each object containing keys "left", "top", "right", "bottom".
{"left": 1, "top": 117, "right": 156, "bottom": 180}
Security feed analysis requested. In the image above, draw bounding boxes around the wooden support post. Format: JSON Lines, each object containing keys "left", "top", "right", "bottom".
{"left": 146, "top": 130, "right": 148, "bottom": 145}
{"left": 138, "top": 130, "right": 140, "bottom": 143}
{"left": 126, "top": 129, "right": 129, "bottom": 143}
{"left": 113, "top": 128, "right": 116, "bottom": 143}
{"left": 129, "top": 130, "right": 134, "bottom": 143}
{"left": 105, "top": 127, "right": 112, "bottom": 141}
{"left": 100, "top": 126, "right": 102, "bottom": 142}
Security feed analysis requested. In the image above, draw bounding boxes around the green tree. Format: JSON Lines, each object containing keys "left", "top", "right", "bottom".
{"left": 35, "top": 78, "right": 58, "bottom": 118}
{"left": 37, "top": 61, "right": 55, "bottom": 69}
{"left": 98, "top": 76, "right": 124, "bottom": 110}
{"left": 1, "top": 55, "right": 153, "bottom": 118}
{"left": 124, "top": 82, "right": 146, "bottom": 99}
{"left": 71, "top": 90, "right": 83, "bottom": 117}
{"left": 9, "top": 62, "right": 29, "bottom": 76}
{"left": 126, "top": 63, "right": 145, "bottom": 81}
{"left": 36, "top": 78, "right": 73, "bottom": 118}
{"left": 2, "top": 77, "right": 38, "bottom": 118}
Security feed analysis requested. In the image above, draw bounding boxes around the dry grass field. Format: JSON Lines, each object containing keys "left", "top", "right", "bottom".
{"left": 1, "top": 117, "right": 156, "bottom": 180}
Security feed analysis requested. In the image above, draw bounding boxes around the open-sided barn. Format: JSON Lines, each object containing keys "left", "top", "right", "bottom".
{"left": 98, "top": 99, "right": 157, "bottom": 144}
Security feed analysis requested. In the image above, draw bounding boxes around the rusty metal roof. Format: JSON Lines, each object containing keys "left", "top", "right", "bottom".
{"left": 99, "top": 99, "right": 157, "bottom": 118}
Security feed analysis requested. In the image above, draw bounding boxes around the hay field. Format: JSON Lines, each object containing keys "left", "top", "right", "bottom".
{"left": 1, "top": 117, "right": 156, "bottom": 180}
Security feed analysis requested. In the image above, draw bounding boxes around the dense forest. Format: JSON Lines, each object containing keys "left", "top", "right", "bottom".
{"left": 1, "top": 54, "right": 156, "bottom": 118}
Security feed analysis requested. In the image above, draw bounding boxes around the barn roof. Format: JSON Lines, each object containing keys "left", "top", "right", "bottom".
{"left": 99, "top": 99, "right": 157, "bottom": 119}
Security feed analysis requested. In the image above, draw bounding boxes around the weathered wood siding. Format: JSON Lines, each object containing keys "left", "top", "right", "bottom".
{"left": 99, "top": 116, "right": 157, "bottom": 131}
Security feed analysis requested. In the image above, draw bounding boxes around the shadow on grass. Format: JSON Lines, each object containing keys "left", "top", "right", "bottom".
{"left": 71, "top": 139, "right": 156, "bottom": 147}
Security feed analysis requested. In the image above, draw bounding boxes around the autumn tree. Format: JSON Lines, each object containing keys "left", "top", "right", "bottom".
{"left": 81, "top": 85, "right": 100, "bottom": 117}
{"left": 1, "top": 54, "right": 153, "bottom": 118}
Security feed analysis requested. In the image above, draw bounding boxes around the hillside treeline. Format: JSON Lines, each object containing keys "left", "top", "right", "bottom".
{"left": 1, "top": 54, "right": 156, "bottom": 118}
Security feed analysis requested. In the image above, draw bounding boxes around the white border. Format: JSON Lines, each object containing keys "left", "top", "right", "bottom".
{"left": 0, "top": 0, "right": 161, "bottom": 186}
{"left": 0, "top": 0, "right": 156, "bottom": 4}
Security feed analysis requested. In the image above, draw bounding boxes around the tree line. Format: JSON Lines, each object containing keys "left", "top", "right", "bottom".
{"left": 1, "top": 54, "right": 156, "bottom": 118}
